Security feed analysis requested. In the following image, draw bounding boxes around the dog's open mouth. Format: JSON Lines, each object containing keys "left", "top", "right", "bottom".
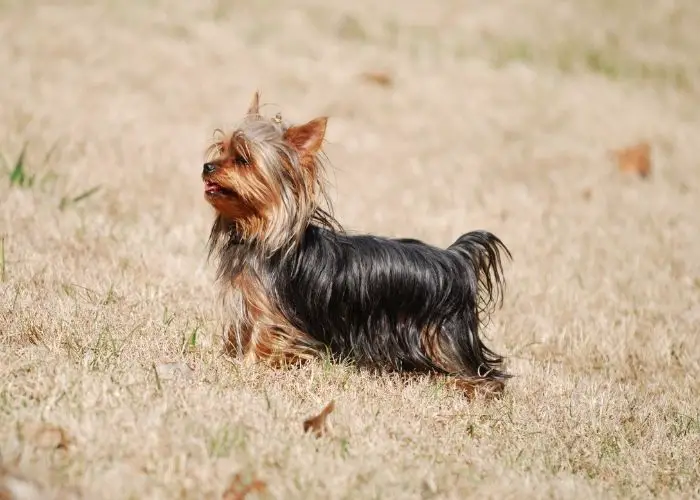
{"left": 204, "top": 180, "right": 235, "bottom": 197}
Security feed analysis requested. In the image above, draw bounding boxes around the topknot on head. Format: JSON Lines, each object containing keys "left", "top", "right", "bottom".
{"left": 235, "top": 91, "right": 294, "bottom": 143}
{"left": 243, "top": 91, "right": 287, "bottom": 131}
{"left": 234, "top": 90, "right": 329, "bottom": 160}
{"left": 207, "top": 91, "right": 329, "bottom": 166}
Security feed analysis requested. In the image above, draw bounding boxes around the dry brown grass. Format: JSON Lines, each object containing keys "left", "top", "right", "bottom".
{"left": 1, "top": 1, "right": 700, "bottom": 498}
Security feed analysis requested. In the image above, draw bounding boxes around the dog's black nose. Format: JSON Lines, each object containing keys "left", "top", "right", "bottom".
{"left": 202, "top": 162, "right": 216, "bottom": 174}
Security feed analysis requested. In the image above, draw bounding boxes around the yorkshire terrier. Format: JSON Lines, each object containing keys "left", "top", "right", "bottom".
{"left": 203, "top": 92, "right": 512, "bottom": 395}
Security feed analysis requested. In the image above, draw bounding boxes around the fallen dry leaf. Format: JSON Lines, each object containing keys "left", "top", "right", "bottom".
{"left": 221, "top": 472, "right": 267, "bottom": 500}
{"left": 359, "top": 71, "right": 393, "bottom": 87}
{"left": 611, "top": 141, "right": 652, "bottom": 178}
{"left": 19, "top": 423, "right": 71, "bottom": 451}
{"left": 302, "top": 400, "right": 335, "bottom": 437}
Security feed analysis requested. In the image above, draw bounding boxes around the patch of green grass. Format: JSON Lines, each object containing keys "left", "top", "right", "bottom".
{"left": 84, "top": 321, "right": 142, "bottom": 372}
{"left": 87, "top": 327, "right": 121, "bottom": 371}
{"left": 493, "top": 41, "right": 534, "bottom": 67}
{"left": 582, "top": 48, "right": 621, "bottom": 78}
{"left": 316, "top": 5, "right": 696, "bottom": 91}
{"left": 211, "top": 0, "right": 229, "bottom": 22}
{"left": 2, "top": 142, "right": 100, "bottom": 209}
{"left": 598, "top": 432, "right": 622, "bottom": 462}
{"left": 337, "top": 14, "right": 367, "bottom": 42}
{"left": 490, "top": 37, "right": 693, "bottom": 91}
{"left": 338, "top": 437, "right": 350, "bottom": 459}
{"left": 181, "top": 325, "right": 200, "bottom": 354}
{"left": 1, "top": 141, "right": 60, "bottom": 189}
{"left": 557, "top": 43, "right": 691, "bottom": 89}
{"left": 3, "top": 143, "right": 35, "bottom": 188}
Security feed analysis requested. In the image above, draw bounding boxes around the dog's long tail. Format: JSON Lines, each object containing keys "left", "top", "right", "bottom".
{"left": 444, "top": 230, "right": 512, "bottom": 381}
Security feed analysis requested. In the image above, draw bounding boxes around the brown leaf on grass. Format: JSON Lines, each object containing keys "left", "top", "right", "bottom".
{"left": 359, "top": 71, "right": 393, "bottom": 87}
{"left": 610, "top": 141, "right": 652, "bottom": 178}
{"left": 302, "top": 400, "right": 335, "bottom": 437}
{"left": 221, "top": 473, "right": 267, "bottom": 500}
{"left": 20, "top": 423, "right": 71, "bottom": 451}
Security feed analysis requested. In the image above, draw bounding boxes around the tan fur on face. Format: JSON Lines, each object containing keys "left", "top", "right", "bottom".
{"left": 204, "top": 99, "right": 337, "bottom": 254}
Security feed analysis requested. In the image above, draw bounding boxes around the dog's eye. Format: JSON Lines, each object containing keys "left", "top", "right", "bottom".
{"left": 235, "top": 155, "right": 249, "bottom": 165}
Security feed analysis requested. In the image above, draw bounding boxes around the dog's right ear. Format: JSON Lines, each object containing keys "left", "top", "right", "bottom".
{"left": 247, "top": 91, "right": 260, "bottom": 116}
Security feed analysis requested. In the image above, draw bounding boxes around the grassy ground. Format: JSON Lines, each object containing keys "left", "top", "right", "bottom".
{"left": 1, "top": 1, "right": 699, "bottom": 498}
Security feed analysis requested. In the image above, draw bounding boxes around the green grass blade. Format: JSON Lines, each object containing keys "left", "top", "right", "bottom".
{"left": 71, "top": 185, "right": 101, "bottom": 204}
{"left": 9, "top": 145, "right": 27, "bottom": 186}
{"left": 59, "top": 185, "right": 101, "bottom": 210}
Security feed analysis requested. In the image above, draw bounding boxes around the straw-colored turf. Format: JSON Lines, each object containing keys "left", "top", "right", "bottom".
{"left": 1, "top": 1, "right": 699, "bottom": 499}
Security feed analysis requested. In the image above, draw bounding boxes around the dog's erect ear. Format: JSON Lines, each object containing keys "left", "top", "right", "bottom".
{"left": 284, "top": 117, "right": 328, "bottom": 155}
{"left": 247, "top": 91, "right": 260, "bottom": 116}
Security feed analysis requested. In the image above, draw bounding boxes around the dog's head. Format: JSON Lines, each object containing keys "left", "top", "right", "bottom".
{"left": 203, "top": 91, "right": 333, "bottom": 252}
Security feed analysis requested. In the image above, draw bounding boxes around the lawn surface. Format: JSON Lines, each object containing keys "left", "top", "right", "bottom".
{"left": 1, "top": 1, "right": 699, "bottom": 498}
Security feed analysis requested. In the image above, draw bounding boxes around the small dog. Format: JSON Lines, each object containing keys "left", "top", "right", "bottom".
{"left": 203, "top": 92, "right": 512, "bottom": 395}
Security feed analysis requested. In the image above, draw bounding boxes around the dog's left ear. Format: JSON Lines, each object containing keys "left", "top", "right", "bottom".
{"left": 284, "top": 117, "right": 328, "bottom": 155}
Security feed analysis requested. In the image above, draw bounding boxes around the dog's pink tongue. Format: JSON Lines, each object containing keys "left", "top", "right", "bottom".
{"left": 205, "top": 181, "right": 220, "bottom": 193}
